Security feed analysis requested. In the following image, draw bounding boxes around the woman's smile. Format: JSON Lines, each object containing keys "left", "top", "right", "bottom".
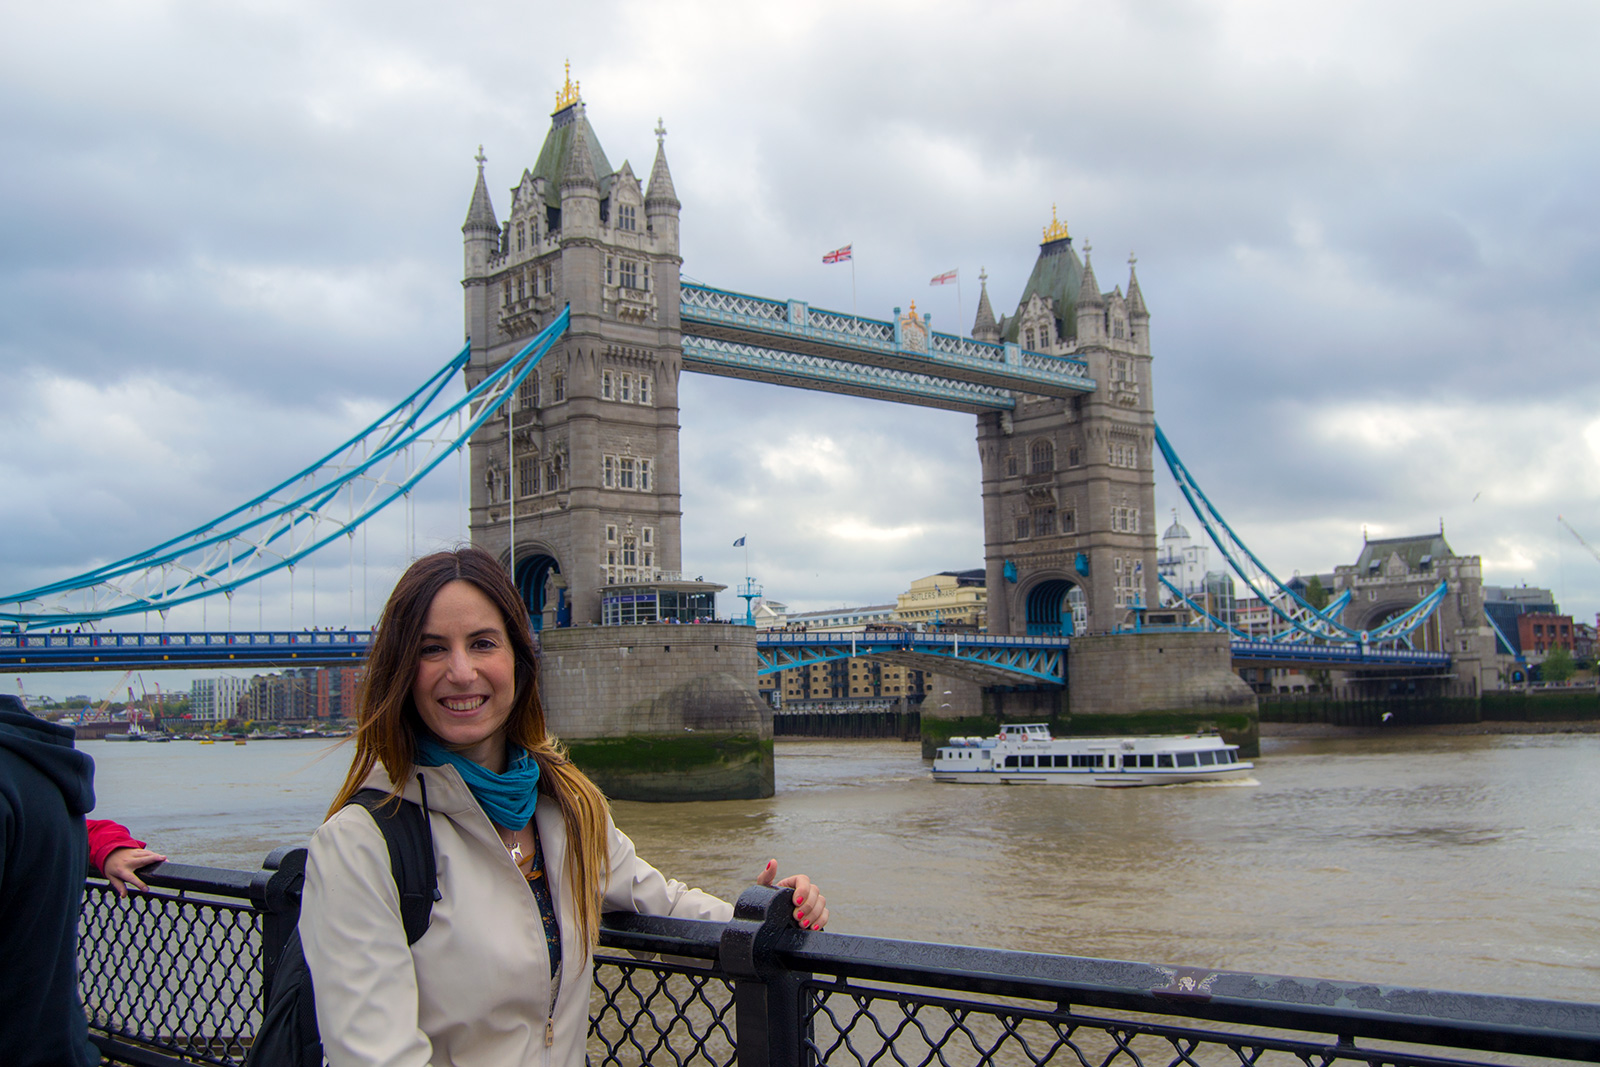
{"left": 412, "top": 579, "right": 518, "bottom": 770}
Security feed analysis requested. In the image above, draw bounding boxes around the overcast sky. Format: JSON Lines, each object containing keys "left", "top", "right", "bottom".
{"left": 4, "top": 1, "right": 1598, "bottom": 696}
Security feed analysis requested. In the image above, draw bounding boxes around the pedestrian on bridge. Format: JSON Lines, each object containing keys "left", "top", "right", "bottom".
{"left": 299, "top": 547, "right": 829, "bottom": 1066}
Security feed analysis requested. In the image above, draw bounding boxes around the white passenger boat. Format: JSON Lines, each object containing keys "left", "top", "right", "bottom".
{"left": 932, "top": 723, "right": 1254, "bottom": 787}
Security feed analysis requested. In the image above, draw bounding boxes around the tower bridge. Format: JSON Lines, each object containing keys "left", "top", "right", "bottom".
{"left": 0, "top": 69, "right": 1490, "bottom": 796}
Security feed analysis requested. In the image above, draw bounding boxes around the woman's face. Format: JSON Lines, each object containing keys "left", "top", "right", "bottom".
{"left": 411, "top": 579, "right": 517, "bottom": 771}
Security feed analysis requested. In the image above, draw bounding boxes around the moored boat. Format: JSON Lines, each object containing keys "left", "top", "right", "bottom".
{"left": 932, "top": 723, "right": 1253, "bottom": 787}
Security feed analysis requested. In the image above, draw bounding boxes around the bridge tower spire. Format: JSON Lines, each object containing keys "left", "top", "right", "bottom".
{"left": 464, "top": 72, "right": 685, "bottom": 629}
{"left": 972, "top": 268, "right": 999, "bottom": 342}
{"left": 462, "top": 146, "right": 500, "bottom": 347}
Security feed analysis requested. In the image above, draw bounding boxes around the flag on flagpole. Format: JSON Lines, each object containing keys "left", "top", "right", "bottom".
{"left": 929, "top": 269, "right": 958, "bottom": 286}
{"left": 822, "top": 244, "right": 852, "bottom": 264}
{"left": 732, "top": 536, "right": 746, "bottom": 547}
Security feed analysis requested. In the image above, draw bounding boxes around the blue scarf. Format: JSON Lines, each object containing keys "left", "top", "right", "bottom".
{"left": 416, "top": 734, "right": 540, "bottom": 830}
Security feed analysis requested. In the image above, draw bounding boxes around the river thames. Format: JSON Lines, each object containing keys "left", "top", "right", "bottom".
{"left": 83, "top": 732, "right": 1600, "bottom": 1002}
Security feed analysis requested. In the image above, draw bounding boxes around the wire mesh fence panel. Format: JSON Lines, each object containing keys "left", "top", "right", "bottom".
{"left": 803, "top": 982, "right": 1563, "bottom": 1067}
{"left": 79, "top": 881, "right": 262, "bottom": 1066}
{"left": 590, "top": 953, "right": 738, "bottom": 1067}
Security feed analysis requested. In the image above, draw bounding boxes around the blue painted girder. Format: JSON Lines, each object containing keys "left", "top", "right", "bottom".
{"left": 756, "top": 631, "right": 1069, "bottom": 686}
{"left": 680, "top": 284, "right": 1096, "bottom": 406}
{"left": 1228, "top": 639, "right": 1452, "bottom": 670}
{"left": 0, "top": 629, "right": 373, "bottom": 672}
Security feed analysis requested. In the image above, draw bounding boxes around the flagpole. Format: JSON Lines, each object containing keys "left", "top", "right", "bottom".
{"left": 851, "top": 254, "right": 857, "bottom": 318}
{"left": 957, "top": 271, "right": 964, "bottom": 333}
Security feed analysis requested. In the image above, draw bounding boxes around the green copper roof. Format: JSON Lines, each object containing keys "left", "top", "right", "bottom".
{"left": 530, "top": 106, "right": 615, "bottom": 207}
{"left": 1005, "top": 238, "right": 1083, "bottom": 344}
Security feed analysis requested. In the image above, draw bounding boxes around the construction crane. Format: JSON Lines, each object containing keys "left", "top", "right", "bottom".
{"left": 1558, "top": 516, "right": 1600, "bottom": 567}
{"left": 15, "top": 677, "right": 27, "bottom": 711}
{"left": 82, "top": 669, "right": 135, "bottom": 724}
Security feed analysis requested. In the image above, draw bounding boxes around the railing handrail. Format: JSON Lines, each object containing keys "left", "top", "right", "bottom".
{"left": 598, "top": 910, "right": 1600, "bottom": 1061}
{"left": 84, "top": 860, "right": 1600, "bottom": 1067}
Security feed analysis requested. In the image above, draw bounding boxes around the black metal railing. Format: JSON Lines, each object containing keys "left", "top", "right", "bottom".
{"left": 80, "top": 854, "right": 1600, "bottom": 1067}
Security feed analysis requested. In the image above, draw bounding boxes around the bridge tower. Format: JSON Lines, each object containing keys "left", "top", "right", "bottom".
{"left": 462, "top": 72, "right": 683, "bottom": 628}
{"left": 461, "top": 74, "right": 772, "bottom": 801}
{"left": 943, "top": 213, "right": 1255, "bottom": 743}
{"left": 975, "top": 213, "right": 1158, "bottom": 638}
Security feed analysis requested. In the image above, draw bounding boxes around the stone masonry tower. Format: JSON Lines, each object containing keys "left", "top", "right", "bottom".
{"left": 974, "top": 209, "right": 1159, "bottom": 637}
{"left": 462, "top": 70, "right": 684, "bottom": 627}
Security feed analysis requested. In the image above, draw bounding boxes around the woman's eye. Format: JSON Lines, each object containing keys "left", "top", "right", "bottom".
{"left": 472, "top": 637, "right": 500, "bottom": 651}
{"left": 419, "top": 643, "right": 445, "bottom": 656}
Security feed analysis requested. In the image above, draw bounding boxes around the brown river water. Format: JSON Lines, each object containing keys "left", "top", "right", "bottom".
{"left": 83, "top": 732, "right": 1600, "bottom": 1002}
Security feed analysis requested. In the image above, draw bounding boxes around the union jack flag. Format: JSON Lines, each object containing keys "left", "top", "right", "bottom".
{"left": 822, "top": 244, "right": 852, "bottom": 264}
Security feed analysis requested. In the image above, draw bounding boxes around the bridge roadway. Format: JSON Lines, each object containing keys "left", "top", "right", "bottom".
{"left": 0, "top": 629, "right": 372, "bottom": 672}
{"left": 679, "top": 284, "right": 1096, "bottom": 413}
{"left": 0, "top": 628, "right": 1452, "bottom": 680}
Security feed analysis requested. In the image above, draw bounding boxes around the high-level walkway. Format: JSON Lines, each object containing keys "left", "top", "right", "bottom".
{"left": 680, "top": 284, "right": 1095, "bottom": 413}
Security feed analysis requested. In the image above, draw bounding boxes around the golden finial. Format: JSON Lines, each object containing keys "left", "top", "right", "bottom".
{"left": 1042, "top": 203, "right": 1070, "bottom": 244}
{"left": 554, "top": 60, "right": 581, "bottom": 111}
{"left": 909, "top": 300, "right": 918, "bottom": 317}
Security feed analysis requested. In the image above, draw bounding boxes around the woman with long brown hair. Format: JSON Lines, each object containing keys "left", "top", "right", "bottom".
{"left": 300, "top": 547, "right": 828, "bottom": 1066}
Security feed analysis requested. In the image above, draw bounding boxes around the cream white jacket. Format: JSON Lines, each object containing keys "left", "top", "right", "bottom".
{"left": 300, "top": 763, "right": 733, "bottom": 1067}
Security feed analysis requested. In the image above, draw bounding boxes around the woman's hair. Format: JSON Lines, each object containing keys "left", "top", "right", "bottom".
{"left": 328, "top": 546, "right": 613, "bottom": 955}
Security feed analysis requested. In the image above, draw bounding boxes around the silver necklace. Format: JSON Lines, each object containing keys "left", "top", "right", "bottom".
{"left": 499, "top": 830, "right": 526, "bottom": 865}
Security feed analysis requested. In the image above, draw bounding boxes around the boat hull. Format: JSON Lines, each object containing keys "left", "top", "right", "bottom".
{"left": 931, "top": 765, "right": 1254, "bottom": 787}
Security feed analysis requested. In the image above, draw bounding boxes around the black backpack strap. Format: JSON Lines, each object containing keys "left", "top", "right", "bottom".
{"left": 347, "top": 777, "right": 438, "bottom": 944}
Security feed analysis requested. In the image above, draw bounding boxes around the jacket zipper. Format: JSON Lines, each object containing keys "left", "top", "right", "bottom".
{"left": 545, "top": 960, "right": 562, "bottom": 1046}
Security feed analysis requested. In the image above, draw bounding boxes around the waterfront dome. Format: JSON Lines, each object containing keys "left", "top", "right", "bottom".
{"left": 1162, "top": 520, "right": 1191, "bottom": 541}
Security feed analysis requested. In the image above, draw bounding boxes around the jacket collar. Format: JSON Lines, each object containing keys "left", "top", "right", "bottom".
{"left": 360, "top": 760, "right": 482, "bottom": 817}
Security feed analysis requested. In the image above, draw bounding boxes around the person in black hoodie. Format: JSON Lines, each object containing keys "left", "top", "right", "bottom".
{"left": 0, "top": 693, "right": 100, "bottom": 1067}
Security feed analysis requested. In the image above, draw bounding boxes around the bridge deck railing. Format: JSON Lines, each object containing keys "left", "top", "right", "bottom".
{"left": 77, "top": 853, "right": 1600, "bottom": 1067}
{"left": 3, "top": 630, "right": 373, "bottom": 649}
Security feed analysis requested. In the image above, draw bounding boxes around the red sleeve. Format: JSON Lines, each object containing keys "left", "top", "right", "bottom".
{"left": 86, "top": 818, "right": 146, "bottom": 873}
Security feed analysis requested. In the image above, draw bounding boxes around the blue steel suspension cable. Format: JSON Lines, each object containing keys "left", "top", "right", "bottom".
{"left": 1156, "top": 574, "right": 1252, "bottom": 638}
{"left": 1267, "top": 589, "right": 1354, "bottom": 642}
{"left": 1, "top": 308, "right": 570, "bottom": 626}
{"left": 25, "top": 348, "right": 469, "bottom": 599}
{"left": 1153, "top": 422, "right": 1365, "bottom": 641}
{"left": 1156, "top": 422, "right": 1451, "bottom": 647}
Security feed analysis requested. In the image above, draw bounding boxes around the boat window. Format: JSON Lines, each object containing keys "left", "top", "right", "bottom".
{"left": 1158, "top": 754, "right": 1174, "bottom": 768}
{"left": 1070, "top": 754, "right": 1092, "bottom": 768}
{"left": 1176, "top": 752, "right": 1197, "bottom": 768}
{"left": 1021, "top": 755, "right": 1036, "bottom": 768}
{"left": 1136, "top": 754, "right": 1154, "bottom": 768}
{"left": 1004, "top": 756, "right": 1018, "bottom": 768}
{"left": 1054, "top": 755, "right": 1070, "bottom": 767}
{"left": 1197, "top": 751, "right": 1215, "bottom": 766}
{"left": 1219, "top": 751, "right": 1234, "bottom": 764}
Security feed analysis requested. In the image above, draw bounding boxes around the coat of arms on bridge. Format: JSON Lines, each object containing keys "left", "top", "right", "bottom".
{"left": 897, "top": 301, "right": 929, "bottom": 354}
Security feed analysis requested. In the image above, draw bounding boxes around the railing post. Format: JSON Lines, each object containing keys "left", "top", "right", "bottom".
{"left": 256, "top": 846, "right": 308, "bottom": 1003}
{"left": 720, "top": 885, "right": 810, "bottom": 1067}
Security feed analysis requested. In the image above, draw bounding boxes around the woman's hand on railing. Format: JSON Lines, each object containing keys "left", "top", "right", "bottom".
{"left": 756, "top": 858, "right": 828, "bottom": 931}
